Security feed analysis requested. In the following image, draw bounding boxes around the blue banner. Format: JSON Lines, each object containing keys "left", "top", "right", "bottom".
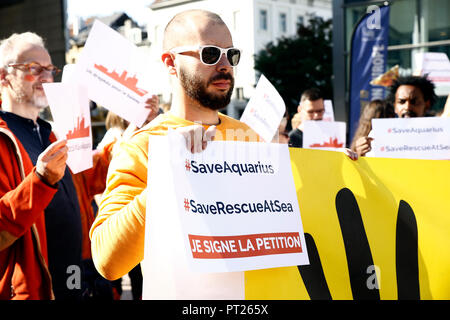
{"left": 348, "top": 5, "right": 390, "bottom": 142}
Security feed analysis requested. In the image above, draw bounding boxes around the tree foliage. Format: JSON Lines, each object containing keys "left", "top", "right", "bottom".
{"left": 254, "top": 16, "right": 333, "bottom": 120}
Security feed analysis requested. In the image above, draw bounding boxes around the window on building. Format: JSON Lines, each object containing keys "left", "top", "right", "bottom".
{"left": 343, "top": 0, "right": 450, "bottom": 112}
{"left": 297, "top": 15, "right": 304, "bottom": 28}
{"left": 259, "top": 9, "right": 268, "bottom": 31}
{"left": 280, "top": 13, "right": 287, "bottom": 33}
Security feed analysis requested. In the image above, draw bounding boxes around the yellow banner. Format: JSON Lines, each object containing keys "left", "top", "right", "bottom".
{"left": 245, "top": 148, "right": 450, "bottom": 300}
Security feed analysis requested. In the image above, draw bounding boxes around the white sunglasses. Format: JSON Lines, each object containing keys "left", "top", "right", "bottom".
{"left": 170, "top": 45, "right": 241, "bottom": 66}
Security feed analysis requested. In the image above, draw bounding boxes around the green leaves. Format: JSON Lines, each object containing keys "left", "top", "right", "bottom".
{"left": 254, "top": 16, "right": 333, "bottom": 122}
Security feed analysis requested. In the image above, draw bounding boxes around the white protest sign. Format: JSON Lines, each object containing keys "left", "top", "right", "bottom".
{"left": 240, "top": 74, "right": 286, "bottom": 142}
{"left": 43, "top": 83, "right": 93, "bottom": 173}
{"left": 303, "top": 120, "right": 346, "bottom": 151}
{"left": 143, "top": 133, "right": 308, "bottom": 299}
{"left": 370, "top": 117, "right": 450, "bottom": 160}
{"left": 414, "top": 52, "right": 450, "bottom": 96}
{"left": 73, "top": 20, "right": 152, "bottom": 127}
{"left": 323, "top": 100, "right": 335, "bottom": 122}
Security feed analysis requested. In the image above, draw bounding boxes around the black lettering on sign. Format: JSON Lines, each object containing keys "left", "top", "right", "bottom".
{"left": 298, "top": 188, "right": 420, "bottom": 300}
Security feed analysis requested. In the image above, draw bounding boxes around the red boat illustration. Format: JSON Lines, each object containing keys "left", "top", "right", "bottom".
{"left": 94, "top": 64, "right": 148, "bottom": 97}
{"left": 310, "top": 137, "right": 344, "bottom": 148}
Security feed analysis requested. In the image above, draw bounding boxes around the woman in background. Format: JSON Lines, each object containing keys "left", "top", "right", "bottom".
{"left": 351, "top": 99, "right": 395, "bottom": 157}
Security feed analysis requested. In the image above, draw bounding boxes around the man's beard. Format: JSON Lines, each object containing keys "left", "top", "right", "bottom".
{"left": 32, "top": 94, "right": 49, "bottom": 109}
{"left": 180, "top": 67, "right": 234, "bottom": 111}
{"left": 12, "top": 82, "right": 48, "bottom": 109}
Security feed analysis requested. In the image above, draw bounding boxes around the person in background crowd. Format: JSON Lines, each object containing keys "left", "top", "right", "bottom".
{"left": 355, "top": 75, "right": 439, "bottom": 156}
{"left": 288, "top": 88, "right": 325, "bottom": 148}
{"left": 351, "top": 99, "right": 395, "bottom": 157}
{"left": 387, "top": 75, "right": 438, "bottom": 118}
{"left": 72, "top": 142, "right": 115, "bottom": 300}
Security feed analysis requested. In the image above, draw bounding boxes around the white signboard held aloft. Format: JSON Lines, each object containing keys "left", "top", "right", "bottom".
{"left": 73, "top": 20, "right": 153, "bottom": 128}
{"left": 414, "top": 52, "right": 450, "bottom": 96}
{"left": 240, "top": 74, "right": 286, "bottom": 142}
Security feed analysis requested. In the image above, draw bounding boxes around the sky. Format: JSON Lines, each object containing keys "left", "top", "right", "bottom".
{"left": 67, "top": 0, "right": 154, "bottom": 26}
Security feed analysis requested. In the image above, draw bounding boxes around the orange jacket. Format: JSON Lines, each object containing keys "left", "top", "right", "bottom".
{"left": 72, "top": 142, "right": 113, "bottom": 260}
{"left": 0, "top": 119, "right": 56, "bottom": 300}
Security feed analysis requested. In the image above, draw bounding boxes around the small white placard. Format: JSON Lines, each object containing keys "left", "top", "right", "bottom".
{"left": 303, "top": 120, "right": 347, "bottom": 151}
{"left": 371, "top": 117, "right": 450, "bottom": 160}
{"left": 43, "top": 83, "right": 93, "bottom": 173}
{"left": 240, "top": 74, "right": 286, "bottom": 142}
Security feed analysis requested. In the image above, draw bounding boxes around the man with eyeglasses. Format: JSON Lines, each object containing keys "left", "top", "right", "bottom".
{"left": 288, "top": 88, "right": 326, "bottom": 148}
{"left": 0, "top": 32, "right": 100, "bottom": 300}
{"left": 89, "top": 9, "right": 261, "bottom": 298}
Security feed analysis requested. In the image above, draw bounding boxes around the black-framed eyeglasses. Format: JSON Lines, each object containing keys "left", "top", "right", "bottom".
{"left": 170, "top": 45, "right": 241, "bottom": 66}
{"left": 7, "top": 61, "right": 61, "bottom": 77}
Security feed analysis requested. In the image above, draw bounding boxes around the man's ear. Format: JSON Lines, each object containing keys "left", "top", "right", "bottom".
{"left": 161, "top": 52, "right": 177, "bottom": 76}
{"left": 297, "top": 103, "right": 302, "bottom": 113}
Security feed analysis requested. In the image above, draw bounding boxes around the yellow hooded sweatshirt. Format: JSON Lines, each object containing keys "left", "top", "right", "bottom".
{"left": 89, "top": 112, "right": 260, "bottom": 281}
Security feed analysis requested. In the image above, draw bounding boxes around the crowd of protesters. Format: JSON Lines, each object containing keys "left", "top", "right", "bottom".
{"left": 0, "top": 8, "right": 448, "bottom": 300}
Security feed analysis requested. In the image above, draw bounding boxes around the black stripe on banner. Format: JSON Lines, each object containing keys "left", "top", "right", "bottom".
{"left": 335, "top": 188, "right": 380, "bottom": 300}
{"left": 396, "top": 200, "right": 420, "bottom": 300}
{"left": 297, "top": 233, "right": 332, "bottom": 300}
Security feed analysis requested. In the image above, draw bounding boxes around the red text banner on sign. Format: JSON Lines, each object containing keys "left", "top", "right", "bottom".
{"left": 189, "top": 233, "right": 303, "bottom": 259}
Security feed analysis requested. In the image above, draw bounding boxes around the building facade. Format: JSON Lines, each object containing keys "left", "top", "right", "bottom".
{"left": 146, "top": 0, "right": 332, "bottom": 118}
{"left": 0, "top": 0, "right": 67, "bottom": 77}
{"left": 332, "top": 0, "right": 450, "bottom": 123}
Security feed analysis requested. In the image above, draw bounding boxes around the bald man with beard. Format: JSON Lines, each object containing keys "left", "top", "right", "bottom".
{"left": 89, "top": 10, "right": 261, "bottom": 298}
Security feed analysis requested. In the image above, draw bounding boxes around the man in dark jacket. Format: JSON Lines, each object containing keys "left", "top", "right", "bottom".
{"left": 288, "top": 88, "right": 325, "bottom": 148}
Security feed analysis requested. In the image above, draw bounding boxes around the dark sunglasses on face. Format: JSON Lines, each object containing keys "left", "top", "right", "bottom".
{"left": 170, "top": 45, "right": 241, "bottom": 66}
{"left": 7, "top": 61, "right": 61, "bottom": 77}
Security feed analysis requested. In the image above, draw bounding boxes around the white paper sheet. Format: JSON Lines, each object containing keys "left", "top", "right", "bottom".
{"left": 43, "top": 83, "right": 93, "bottom": 173}
{"left": 73, "top": 19, "right": 152, "bottom": 128}
{"left": 240, "top": 74, "right": 286, "bottom": 142}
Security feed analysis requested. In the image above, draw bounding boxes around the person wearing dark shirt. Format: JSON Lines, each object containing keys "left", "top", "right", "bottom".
{"left": 0, "top": 32, "right": 82, "bottom": 300}
{"left": 288, "top": 88, "right": 325, "bottom": 148}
